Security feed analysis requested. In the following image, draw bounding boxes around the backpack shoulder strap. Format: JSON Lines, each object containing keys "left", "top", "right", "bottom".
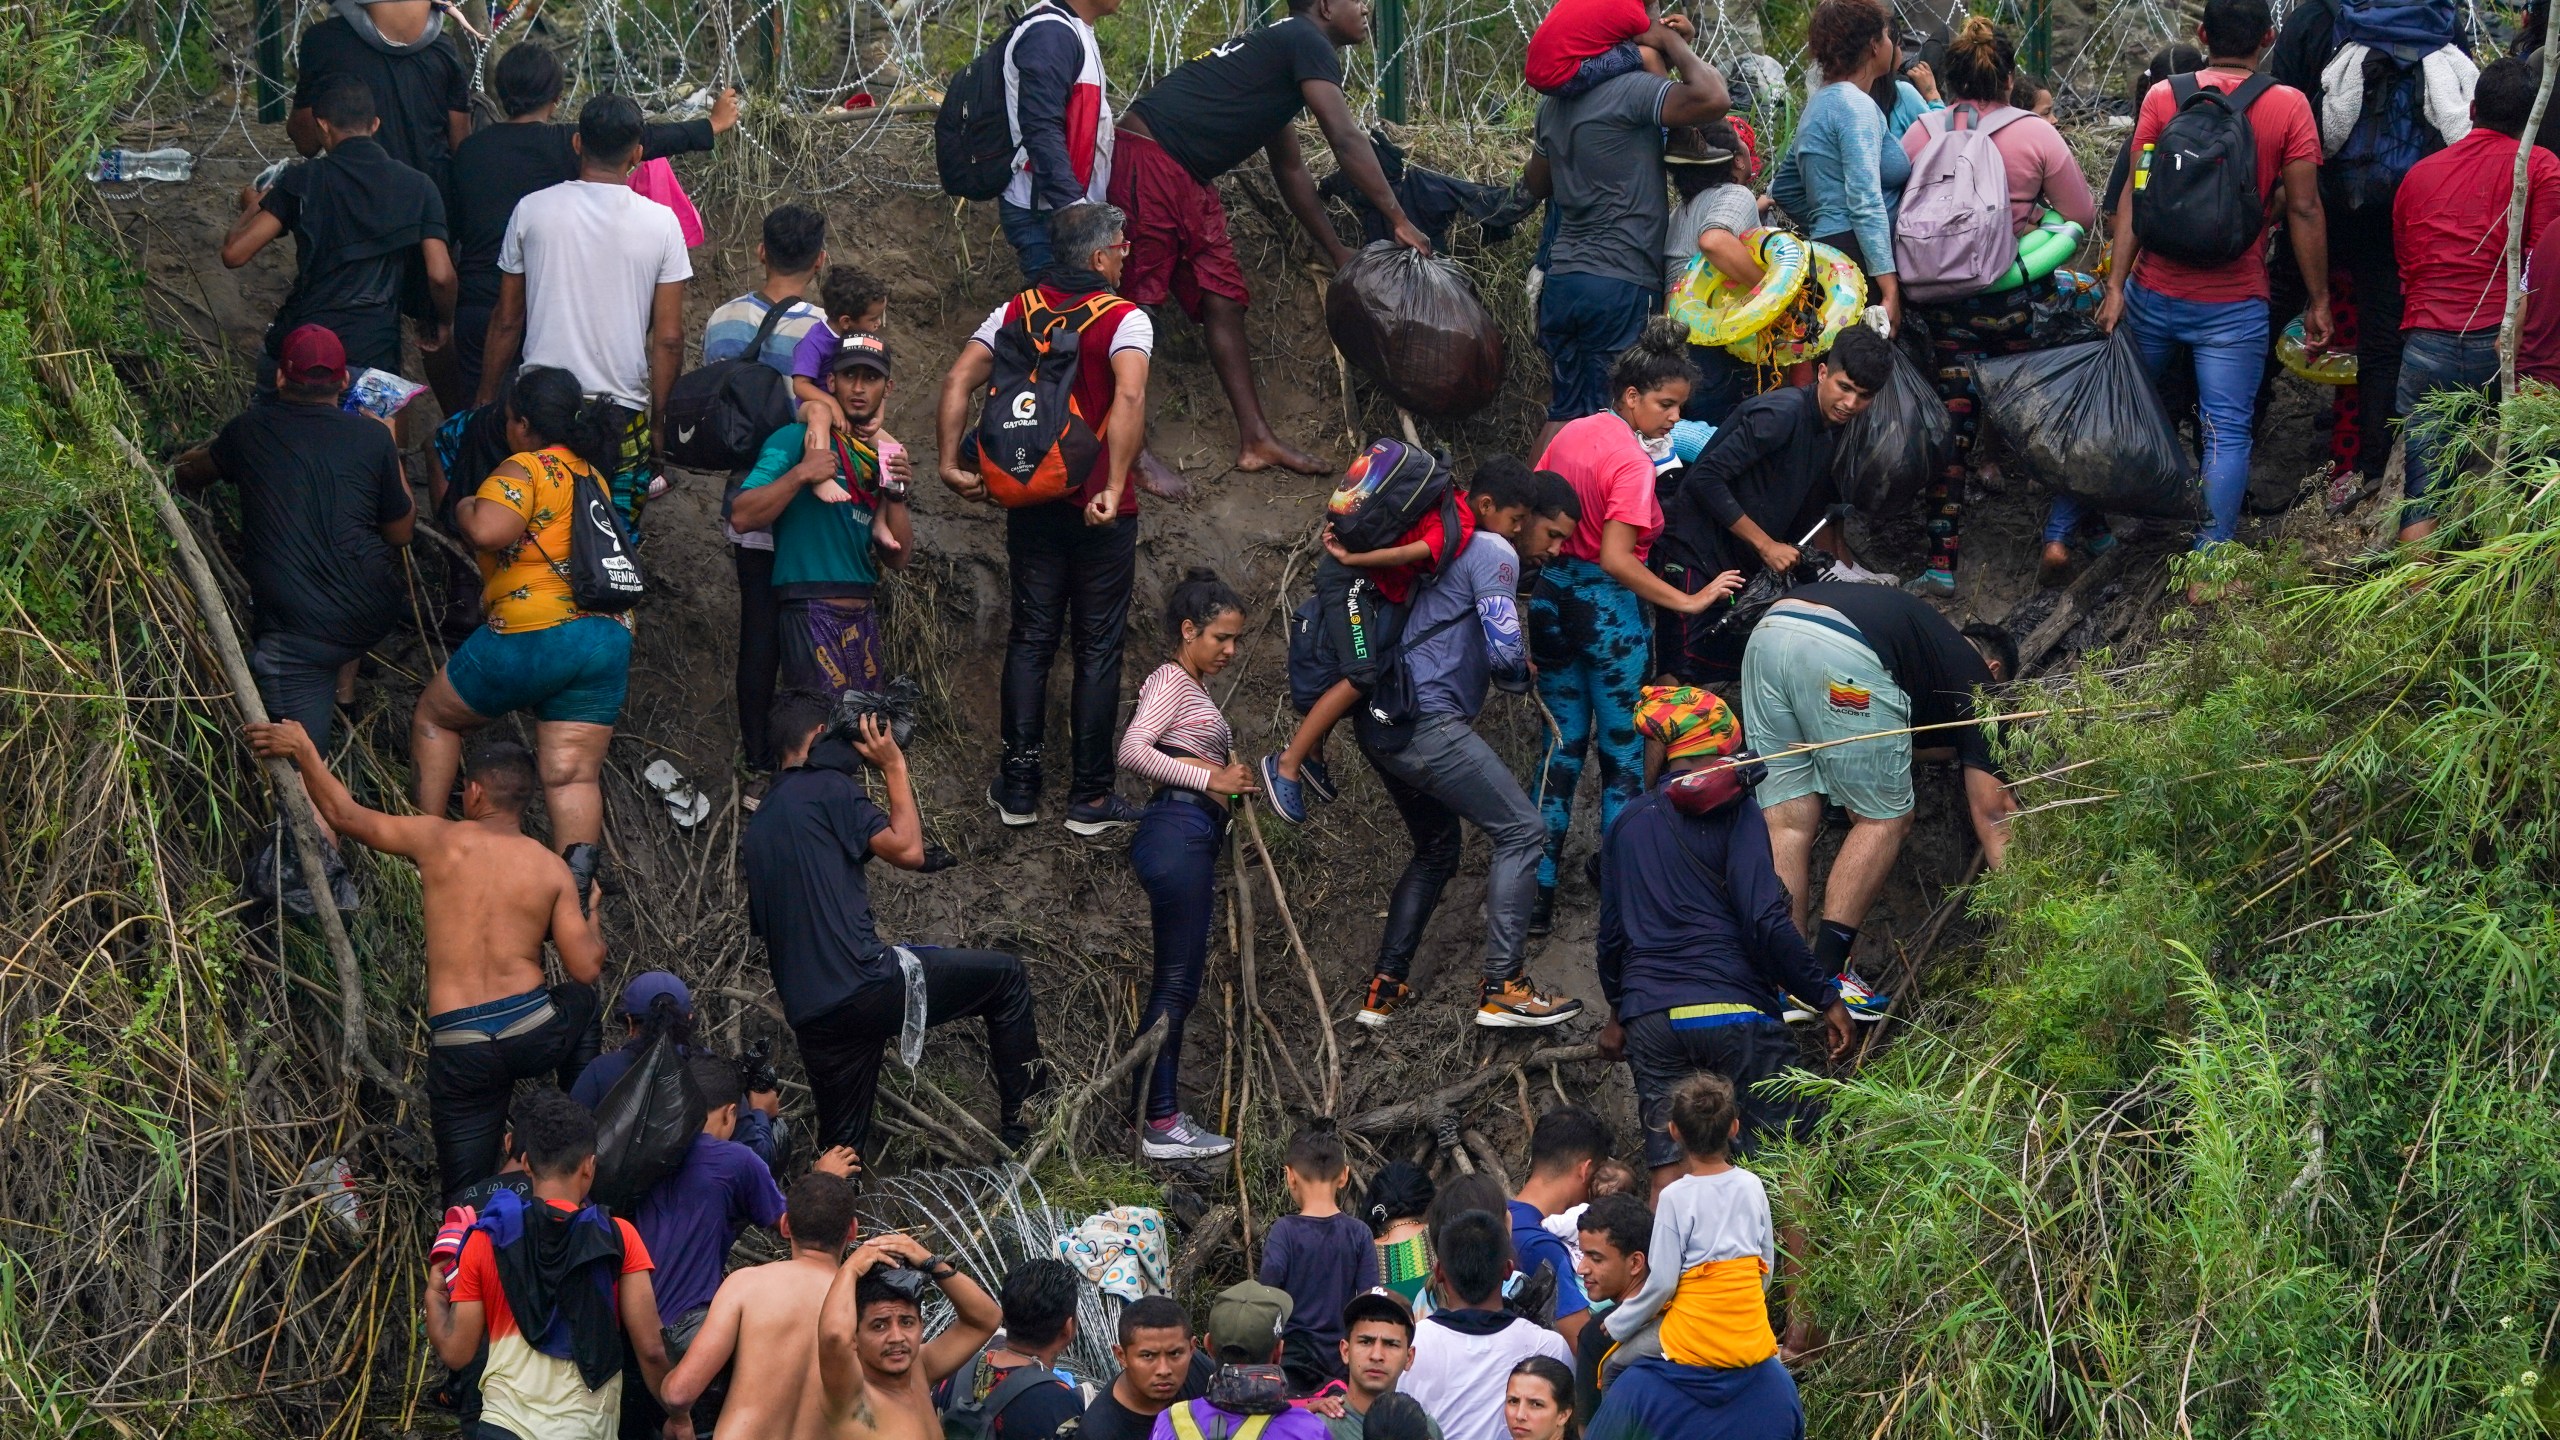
{"left": 744, "top": 294, "right": 795, "bottom": 357}
{"left": 977, "top": 1361, "right": 1062, "bottom": 1420}
{"left": 1977, "top": 104, "right": 2031, "bottom": 138}
{"left": 2226, "top": 72, "right": 2278, "bottom": 115}
{"left": 1167, "top": 1403, "right": 1208, "bottom": 1440}
{"left": 1235, "top": 1417, "right": 1272, "bottom": 1440}
{"left": 2169, "top": 72, "right": 2204, "bottom": 107}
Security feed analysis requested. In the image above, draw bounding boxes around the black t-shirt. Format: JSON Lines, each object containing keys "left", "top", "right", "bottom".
{"left": 1783, "top": 582, "right": 2003, "bottom": 775}
{"left": 1080, "top": 1389, "right": 1165, "bottom": 1440}
{"left": 1572, "top": 1309, "right": 1610, "bottom": 1424}
{"left": 447, "top": 119, "right": 717, "bottom": 310}
{"left": 1660, "top": 384, "right": 1838, "bottom": 581}
{"left": 742, "top": 765, "right": 896, "bottom": 1027}
{"left": 1127, "top": 17, "right": 1344, "bottom": 183}
{"left": 292, "top": 17, "right": 471, "bottom": 195}
{"left": 260, "top": 135, "right": 448, "bottom": 369}
{"left": 207, "top": 397, "right": 415, "bottom": 646}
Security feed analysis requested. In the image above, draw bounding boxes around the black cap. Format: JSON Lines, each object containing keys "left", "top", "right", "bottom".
{"left": 824, "top": 331, "right": 893, "bottom": 376}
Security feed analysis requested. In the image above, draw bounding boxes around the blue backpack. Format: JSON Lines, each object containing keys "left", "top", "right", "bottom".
{"left": 2328, "top": 49, "right": 2446, "bottom": 211}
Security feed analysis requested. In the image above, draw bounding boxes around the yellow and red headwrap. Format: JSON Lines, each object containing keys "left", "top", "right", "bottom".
{"left": 1635, "top": 684, "right": 1741, "bottom": 761}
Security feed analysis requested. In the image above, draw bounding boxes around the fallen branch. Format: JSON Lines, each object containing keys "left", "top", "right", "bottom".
{"left": 2013, "top": 546, "right": 2132, "bottom": 679}
{"left": 1237, "top": 800, "right": 1341, "bottom": 1114}
{"left": 1168, "top": 1203, "right": 1238, "bottom": 1297}
{"left": 1344, "top": 1044, "right": 1599, "bottom": 1135}
{"left": 72, "top": 379, "right": 419, "bottom": 1112}
{"left": 1019, "top": 1016, "right": 1169, "bottom": 1174}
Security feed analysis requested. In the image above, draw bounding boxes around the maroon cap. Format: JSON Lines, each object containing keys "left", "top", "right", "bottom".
{"left": 279, "top": 324, "right": 349, "bottom": 387}
{"left": 823, "top": 331, "right": 893, "bottom": 376}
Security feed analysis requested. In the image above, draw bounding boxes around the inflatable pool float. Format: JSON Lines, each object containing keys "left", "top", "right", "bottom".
{"left": 1982, "top": 209, "right": 2084, "bottom": 294}
{"left": 1730, "top": 239, "right": 1867, "bottom": 366}
{"left": 2277, "top": 314, "right": 2356, "bottom": 385}
{"left": 1670, "top": 228, "right": 1809, "bottom": 347}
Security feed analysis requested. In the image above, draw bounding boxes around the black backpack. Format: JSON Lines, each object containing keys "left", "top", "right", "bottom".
{"left": 940, "top": 1350, "right": 1066, "bottom": 1440}
{"left": 663, "top": 300, "right": 802, "bottom": 471}
{"left": 2326, "top": 50, "right": 2444, "bottom": 212}
{"left": 936, "top": 10, "right": 1037, "bottom": 200}
{"left": 2132, "top": 73, "right": 2276, "bottom": 268}
{"left": 526, "top": 451, "right": 646, "bottom": 613}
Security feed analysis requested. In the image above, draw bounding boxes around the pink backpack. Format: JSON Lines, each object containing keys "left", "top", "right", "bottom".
{"left": 1894, "top": 103, "right": 2027, "bottom": 301}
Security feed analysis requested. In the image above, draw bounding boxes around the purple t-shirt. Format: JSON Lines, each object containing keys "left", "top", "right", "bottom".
{"left": 790, "top": 320, "right": 848, "bottom": 380}
{"left": 632, "top": 1132, "right": 787, "bottom": 1318}
{"left": 1258, "top": 1212, "right": 1380, "bottom": 1350}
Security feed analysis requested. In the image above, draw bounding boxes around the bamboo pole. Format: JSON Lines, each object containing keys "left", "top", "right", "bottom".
{"left": 2497, "top": 35, "right": 2560, "bottom": 424}
{"left": 67, "top": 378, "right": 419, "bottom": 1112}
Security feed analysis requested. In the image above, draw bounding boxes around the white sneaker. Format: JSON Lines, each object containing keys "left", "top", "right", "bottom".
{"left": 1140, "top": 1113, "right": 1235, "bottom": 1161}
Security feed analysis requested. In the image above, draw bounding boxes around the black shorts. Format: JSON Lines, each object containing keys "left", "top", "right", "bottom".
{"left": 1623, "top": 1009, "right": 1819, "bottom": 1168}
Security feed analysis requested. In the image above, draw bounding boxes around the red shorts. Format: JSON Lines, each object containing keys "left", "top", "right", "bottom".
{"left": 1107, "top": 130, "right": 1250, "bottom": 320}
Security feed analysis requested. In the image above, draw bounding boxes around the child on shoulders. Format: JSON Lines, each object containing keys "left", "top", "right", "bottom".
{"left": 1599, "top": 1073, "right": 1777, "bottom": 1370}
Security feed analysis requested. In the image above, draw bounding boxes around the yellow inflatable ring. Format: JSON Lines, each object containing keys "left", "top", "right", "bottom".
{"left": 1730, "top": 240, "right": 1869, "bottom": 366}
{"left": 2277, "top": 314, "right": 2356, "bottom": 385}
{"left": 1669, "top": 228, "right": 1809, "bottom": 347}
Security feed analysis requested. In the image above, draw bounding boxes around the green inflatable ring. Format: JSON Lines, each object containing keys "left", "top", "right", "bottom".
{"left": 1669, "top": 228, "right": 1810, "bottom": 347}
{"left": 1982, "top": 209, "right": 2083, "bottom": 294}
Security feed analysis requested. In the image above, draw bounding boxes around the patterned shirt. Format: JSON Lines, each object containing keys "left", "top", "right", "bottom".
{"left": 475, "top": 447, "right": 625, "bottom": 633}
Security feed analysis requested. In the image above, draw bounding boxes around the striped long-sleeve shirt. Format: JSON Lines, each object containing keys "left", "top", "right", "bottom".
{"left": 1116, "top": 663, "right": 1233, "bottom": 791}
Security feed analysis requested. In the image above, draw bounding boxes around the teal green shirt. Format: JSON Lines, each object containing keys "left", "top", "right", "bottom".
{"left": 739, "top": 424, "right": 880, "bottom": 595}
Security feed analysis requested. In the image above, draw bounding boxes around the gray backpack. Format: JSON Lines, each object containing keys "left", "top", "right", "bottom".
{"left": 1895, "top": 103, "right": 2029, "bottom": 302}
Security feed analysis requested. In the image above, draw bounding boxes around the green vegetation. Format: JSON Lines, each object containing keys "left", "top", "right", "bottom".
{"left": 1769, "top": 406, "right": 2560, "bottom": 1435}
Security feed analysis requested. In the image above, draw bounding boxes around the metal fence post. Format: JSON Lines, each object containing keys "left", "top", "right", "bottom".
{"left": 255, "top": 0, "right": 285, "bottom": 122}
{"left": 1378, "top": 0, "right": 1407, "bottom": 122}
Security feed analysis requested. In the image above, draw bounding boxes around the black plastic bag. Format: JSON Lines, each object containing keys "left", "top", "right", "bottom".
{"left": 590, "top": 1024, "right": 706, "bottom": 1214}
{"left": 1835, "top": 339, "right": 1949, "bottom": 515}
{"left": 1973, "top": 330, "right": 2200, "bottom": 519}
{"left": 1324, "top": 242, "right": 1506, "bottom": 419}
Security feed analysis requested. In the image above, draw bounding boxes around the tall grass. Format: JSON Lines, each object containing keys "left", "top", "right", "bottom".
{"left": 1765, "top": 393, "right": 2560, "bottom": 1436}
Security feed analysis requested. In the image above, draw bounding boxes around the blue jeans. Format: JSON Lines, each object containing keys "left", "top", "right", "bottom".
{"left": 1000, "top": 201, "right": 1055, "bottom": 281}
{"left": 2118, "top": 280, "right": 2269, "bottom": 547}
{"left": 1538, "top": 272, "right": 1659, "bottom": 420}
{"left": 2395, "top": 325, "right": 2501, "bottom": 521}
{"left": 1528, "top": 557, "right": 1649, "bottom": 887}
{"left": 1129, "top": 794, "right": 1224, "bottom": 1121}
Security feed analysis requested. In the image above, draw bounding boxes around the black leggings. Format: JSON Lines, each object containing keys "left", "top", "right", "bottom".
{"left": 791, "top": 949, "right": 1043, "bottom": 1160}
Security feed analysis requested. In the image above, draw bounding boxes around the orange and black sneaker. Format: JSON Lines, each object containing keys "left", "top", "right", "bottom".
{"left": 1476, "top": 975, "right": 1584, "bottom": 1028}
{"left": 1357, "top": 974, "right": 1414, "bottom": 1028}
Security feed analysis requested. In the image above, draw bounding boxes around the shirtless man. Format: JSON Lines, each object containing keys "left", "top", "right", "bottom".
{"left": 818, "top": 1230, "right": 1001, "bottom": 1440}
{"left": 246, "top": 719, "right": 603, "bottom": 1201}
{"left": 657, "top": 1169, "right": 864, "bottom": 1439}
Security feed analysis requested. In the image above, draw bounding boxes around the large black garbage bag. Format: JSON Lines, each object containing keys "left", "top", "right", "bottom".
{"left": 590, "top": 1024, "right": 706, "bottom": 1213}
{"left": 1835, "top": 338, "right": 1950, "bottom": 515}
{"left": 1324, "top": 242, "right": 1507, "bottom": 420}
{"left": 1974, "top": 329, "right": 2200, "bottom": 519}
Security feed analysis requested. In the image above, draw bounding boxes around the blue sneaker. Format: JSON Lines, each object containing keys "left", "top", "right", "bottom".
{"left": 1836, "top": 971, "right": 1892, "bottom": 1022}
{"left": 1300, "top": 757, "right": 1340, "bottom": 805}
{"left": 1258, "top": 755, "right": 1308, "bottom": 823}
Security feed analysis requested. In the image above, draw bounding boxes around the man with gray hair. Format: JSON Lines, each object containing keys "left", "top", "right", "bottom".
{"left": 938, "top": 200, "right": 1159, "bottom": 839}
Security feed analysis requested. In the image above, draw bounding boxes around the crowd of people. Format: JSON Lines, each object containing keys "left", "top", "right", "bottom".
{"left": 174, "top": 0, "right": 2560, "bottom": 1433}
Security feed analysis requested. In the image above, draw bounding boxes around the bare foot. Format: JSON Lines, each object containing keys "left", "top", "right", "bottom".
{"left": 1136, "top": 451, "right": 1192, "bottom": 502}
{"left": 2039, "top": 541, "right": 2073, "bottom": 583}
{"left": 1235, "top": 437, "right": 1331, "bottom": 476}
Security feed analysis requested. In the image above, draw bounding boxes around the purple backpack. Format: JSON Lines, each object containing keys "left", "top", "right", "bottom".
{"left": 1895, "top": 103, "right": 2029, "bottom": 302}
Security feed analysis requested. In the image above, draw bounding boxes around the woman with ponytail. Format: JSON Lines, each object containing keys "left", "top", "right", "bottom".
{"left": 1116, "top": 568, "right": 1255, "bottom": 1162}
{"left": 1528, "top": 319, "right": 1743, "bottom": 931}
{"left": 412, "top": 365, "right": 636, "bottom": 868}
{"left": 1897, "top": 15, "right": 2097, "bottom": 597}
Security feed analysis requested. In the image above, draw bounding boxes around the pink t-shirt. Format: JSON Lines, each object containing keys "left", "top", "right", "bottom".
{"left": 1899, "top": 102, "right": 2097, "bottom": 236}
{"left": 2125, "top": 69, "right": 2321, "bottom": 304}
{"left": 1537, "top": 412, "right": 1661, "bottom": 562}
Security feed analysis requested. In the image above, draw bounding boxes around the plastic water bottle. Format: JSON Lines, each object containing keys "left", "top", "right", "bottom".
{"left": 89, "top": 147, "right": 195, "bottom": 183}
{"left": 300, "top": 1155, "right": 367, "bottom": 1244}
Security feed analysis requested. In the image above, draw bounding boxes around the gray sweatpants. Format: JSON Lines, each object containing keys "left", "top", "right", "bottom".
{"left": 1365, "top": 713, "right": 1545, "bottom": 982}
